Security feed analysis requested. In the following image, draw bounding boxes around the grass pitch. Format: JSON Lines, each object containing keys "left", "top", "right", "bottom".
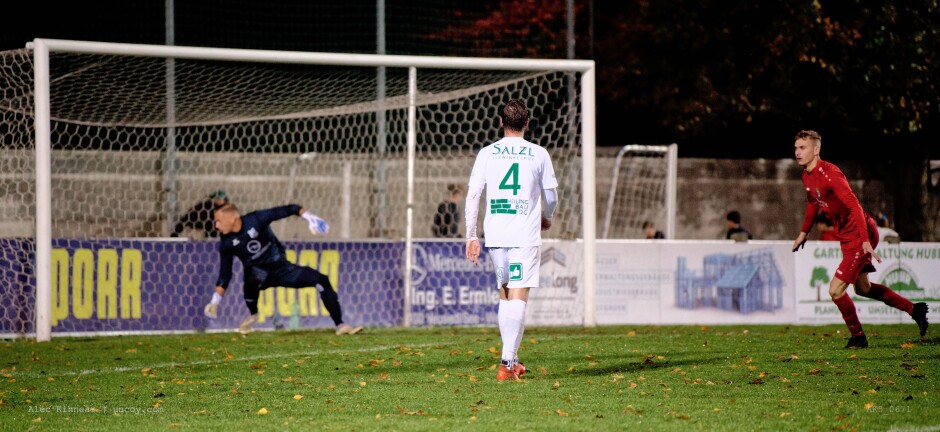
{"left": 2, "top": 324, "right": 937, "bottom": 431}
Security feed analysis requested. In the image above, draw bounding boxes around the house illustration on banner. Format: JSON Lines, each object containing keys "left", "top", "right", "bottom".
{"left": 675, "top": 248, "right": 784, "bottom": 314}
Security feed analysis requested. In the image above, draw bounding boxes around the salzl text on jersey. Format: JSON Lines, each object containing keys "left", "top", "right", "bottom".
{"left": 491, "top": 144, "right": 535, "bottom": 157}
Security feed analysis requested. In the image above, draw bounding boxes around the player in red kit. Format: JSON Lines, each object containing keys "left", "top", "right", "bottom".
{"left": 791, "top": 130, "right": 928, "bottom": 348}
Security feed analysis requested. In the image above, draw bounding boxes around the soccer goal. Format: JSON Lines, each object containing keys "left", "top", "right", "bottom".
{"left": 600, "top": 144, "right": 678, "bottom": 239}
{"left": 0, "top": 39, "right": 596, "bottom": 341}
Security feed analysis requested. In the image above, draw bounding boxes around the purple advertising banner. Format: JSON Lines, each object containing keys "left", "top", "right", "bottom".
{"left": 408, "top": 241, "right": 500, "bottom": 326}
{"left": 0, "top": 239, "right": 403, "bottom": 335}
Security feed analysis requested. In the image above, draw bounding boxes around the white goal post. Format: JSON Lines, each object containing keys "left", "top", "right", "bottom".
{"left": 24, "top": 39, "right": 597, "bottom": 341}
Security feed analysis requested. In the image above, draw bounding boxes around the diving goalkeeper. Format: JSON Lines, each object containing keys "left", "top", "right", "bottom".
{"left": 204, "top": 203, "right": 363, "bottom": 335}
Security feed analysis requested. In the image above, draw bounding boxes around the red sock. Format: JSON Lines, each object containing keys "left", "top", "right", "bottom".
{"left": 861, "top": 283, "right": 914, "bottom": 315}
{"left": 833, "top": 294, "right": 864, "bottom": 337}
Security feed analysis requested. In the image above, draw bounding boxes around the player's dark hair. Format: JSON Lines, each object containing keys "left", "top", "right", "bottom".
{"left": 726, "top": 210, "right": 741, "bottom": 224}
{"left": 814, "top": 213, "right": 832, "bottom": 227}
{"left": 501, "top": 99, "right": 529, "bottom": 132}
{"left": 642, "top": 221, "right": 655, "bottom": 229}
{"left": 795, "top": 130, "right": 821, "bottom": 144}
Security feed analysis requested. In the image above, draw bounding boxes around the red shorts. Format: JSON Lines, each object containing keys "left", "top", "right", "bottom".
{"left": 835, "top": 216, "right": 879, "bottom": 283}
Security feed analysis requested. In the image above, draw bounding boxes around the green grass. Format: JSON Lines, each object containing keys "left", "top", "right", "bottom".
{"left": 2, "top": 325, "right": 937, "bottom": 431}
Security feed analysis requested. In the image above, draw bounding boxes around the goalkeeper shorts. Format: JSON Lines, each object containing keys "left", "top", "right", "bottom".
{"left": 488, "top": 246, "right": 540, "bottom": 289}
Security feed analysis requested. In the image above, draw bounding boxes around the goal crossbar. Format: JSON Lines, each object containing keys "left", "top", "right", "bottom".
{"left": 29, "top": 39, "right": 594, "bottom": 72}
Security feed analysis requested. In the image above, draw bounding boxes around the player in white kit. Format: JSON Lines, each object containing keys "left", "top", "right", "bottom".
{"left": 464, "top": 99, "right": 558, "bottom": 381}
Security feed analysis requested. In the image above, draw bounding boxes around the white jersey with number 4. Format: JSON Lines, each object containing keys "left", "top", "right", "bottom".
{"left": 468, "top": 136, "right": 558, "bottom": 247}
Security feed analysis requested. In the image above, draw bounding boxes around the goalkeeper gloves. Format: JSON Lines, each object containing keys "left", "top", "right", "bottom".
{"left": 301, "top": 211, "right": 330, "bottom": 236}
{"left": 204, "top": 292, "right": 222, "bottom": 319}
{"left": 204, "top": 303, "right": 218, "bottom": 319}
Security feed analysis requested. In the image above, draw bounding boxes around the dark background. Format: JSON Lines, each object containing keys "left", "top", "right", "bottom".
{"left": 4, "top": 0, "right": 937, "bottom": 159}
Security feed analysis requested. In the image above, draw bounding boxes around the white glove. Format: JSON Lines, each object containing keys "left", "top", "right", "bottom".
{"left": 301, "top": 211, "right": 330, "bottom": 236}
{"left": 204, "top": 303, "right": 218, "bottom": 319}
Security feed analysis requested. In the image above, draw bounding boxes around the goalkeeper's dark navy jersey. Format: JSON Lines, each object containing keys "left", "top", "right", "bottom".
{"left": 215, "top": 204, "right": 301, "bottom": 289}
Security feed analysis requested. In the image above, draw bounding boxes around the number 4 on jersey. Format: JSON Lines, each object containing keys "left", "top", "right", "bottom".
{"left": 499, "top": 163, "right": 521, "bottom": 195}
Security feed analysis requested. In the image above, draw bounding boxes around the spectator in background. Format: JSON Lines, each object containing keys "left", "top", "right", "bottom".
{"left": 875, "top": 211, "right": 900, "bottom": 243}
{"left": 433, "top": 184, "right": 464, "bottom": 238}
{"left": 725, "top": 210, "right": 752, "bottom": 241}
{"left": 642, "top": 221, "right": 665, "bottom": 239}
{"left": 815, "top": 213, "right": 839, "bottom": 241}
{"left": 171, "top": 190, "right": 229, "bottom": 238}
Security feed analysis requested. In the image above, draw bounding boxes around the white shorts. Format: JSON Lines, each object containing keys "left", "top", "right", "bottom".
{"left": 488, "top": 246, "right": 540, "bottom": 289}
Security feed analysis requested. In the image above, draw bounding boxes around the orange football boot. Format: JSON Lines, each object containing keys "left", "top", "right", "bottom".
{"left": 496, "top": 364, "right": 519, "bottom": 381}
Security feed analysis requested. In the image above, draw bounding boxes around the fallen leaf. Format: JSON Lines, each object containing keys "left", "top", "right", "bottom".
{"left": 552, "top": 381, "right": 561, "bottom": 390}
{"left": 359, "top": 381, "right": 367, "bottom": 387}
{"left": 627, "top": 330, "right": 636, "bottom": 337}
{"left": 780, "top": 412, "right": 791, "bottom": 417}
{"left": 258, "top": 408, "right": 268, "bottom": 415}
{"left": 293, "top": 395, "right": 303, "bottom": 400}
{"left": 900, "top": 343, "right": 915, "bottom": 349}
{"left": 863, "top": 402, "right": 875, "bottom": 410}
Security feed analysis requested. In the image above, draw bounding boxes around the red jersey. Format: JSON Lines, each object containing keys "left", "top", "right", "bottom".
{"left": 800, "top": 159, "right": 870, "bottom": 243}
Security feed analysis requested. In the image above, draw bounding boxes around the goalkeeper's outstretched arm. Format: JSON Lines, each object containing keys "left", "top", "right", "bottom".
{"left": 253, "top": 204, "right": 305, "bottom": 226}
{"left": 206, "top": 246, "right": 234, "bottom": 319}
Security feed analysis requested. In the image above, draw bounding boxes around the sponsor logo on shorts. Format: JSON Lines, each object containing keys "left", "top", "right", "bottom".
{"left": 509, "top": 263, "right": 523, "bottom": 281}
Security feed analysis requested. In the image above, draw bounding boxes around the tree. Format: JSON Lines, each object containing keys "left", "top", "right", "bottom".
{"left": 428, "top": 0, "right": 940, "bottom": 239}
{"left": 428, "top": 0, "right": 588, "bottom": 59}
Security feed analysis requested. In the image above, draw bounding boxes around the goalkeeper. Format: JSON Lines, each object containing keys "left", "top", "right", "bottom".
{"left": 204, "top": 203, "right": 362, "bottom": 335}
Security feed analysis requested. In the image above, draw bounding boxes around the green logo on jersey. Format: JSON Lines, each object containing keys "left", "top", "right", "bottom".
{"left": 490, "top": 199, "right": 518, "bottom": 214}
{"left": 509, "top": 263, "right": 523, "bottom": 281}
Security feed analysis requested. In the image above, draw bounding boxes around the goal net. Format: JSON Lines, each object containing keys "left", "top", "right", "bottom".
{"left": 0, "top": 40, "right": 596, "bottom": 339}
{"left": 600, "top": 145, "right": 677, "bottom": 239}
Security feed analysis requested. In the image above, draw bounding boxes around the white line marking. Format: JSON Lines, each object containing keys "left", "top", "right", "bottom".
{"left": 8, "top": 333, "right": 593, "bottom": 379}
